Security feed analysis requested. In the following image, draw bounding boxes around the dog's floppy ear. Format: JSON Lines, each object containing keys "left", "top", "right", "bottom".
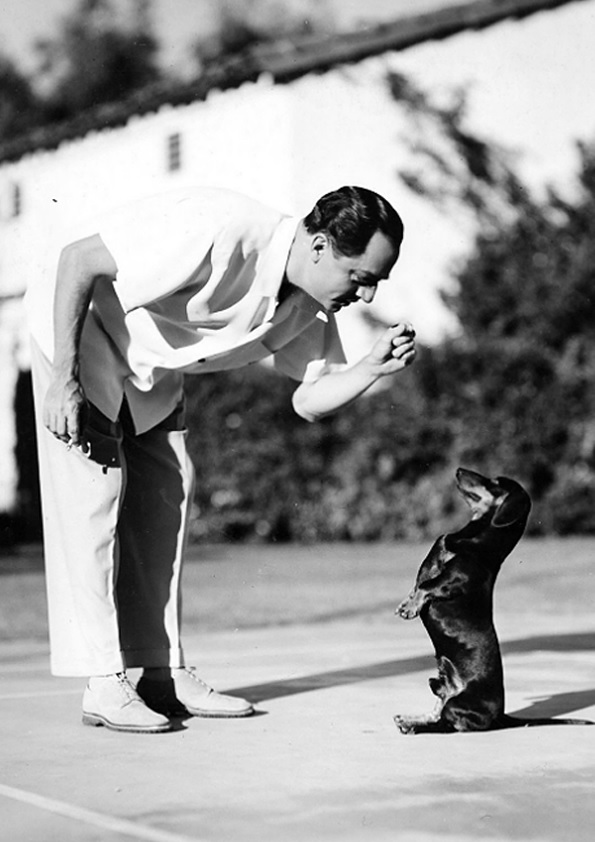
{"left": 492, "top": 481, "right": 531, "bottom": 528}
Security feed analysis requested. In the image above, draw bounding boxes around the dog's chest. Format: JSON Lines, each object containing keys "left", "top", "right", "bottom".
{"left": 421, "top": 591, "right": 496, "bottom": 639}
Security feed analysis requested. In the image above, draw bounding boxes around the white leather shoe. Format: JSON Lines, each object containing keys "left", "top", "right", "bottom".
{"left": 82, "top": 673, "right": 172, "bottom": 733}
{"left": 137, "top": 667, "right": 254, "bottom": 718}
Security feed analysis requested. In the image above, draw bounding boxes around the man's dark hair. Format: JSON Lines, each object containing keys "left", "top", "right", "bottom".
{"left": 303, "top": 186, "right": 404, "bottom": 258}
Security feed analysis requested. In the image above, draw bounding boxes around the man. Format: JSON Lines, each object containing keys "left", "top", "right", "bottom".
{"left": 25, "top": 185, "right": 415, "bottom": 734}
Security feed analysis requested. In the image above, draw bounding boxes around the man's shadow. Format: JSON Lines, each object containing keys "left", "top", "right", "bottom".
{"left": 229, "top": 630, "right": 595, "bottom": 720}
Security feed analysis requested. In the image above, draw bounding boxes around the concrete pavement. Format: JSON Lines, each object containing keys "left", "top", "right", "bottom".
{"left": 1, "top": 609, "right": 595, "bottom": 842}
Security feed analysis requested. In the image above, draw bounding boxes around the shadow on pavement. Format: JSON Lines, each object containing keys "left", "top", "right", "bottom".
{"left": 230, "top": 630, "right": 595, "bottom": 705}
{"left": 231, "top": 653, "right": 435, "bottom": 703}
{"left": 508, "top": 688, "right": 595, "bottom": 719}
{"left": 502, "top": 631, "right": 595, "bottom": 654}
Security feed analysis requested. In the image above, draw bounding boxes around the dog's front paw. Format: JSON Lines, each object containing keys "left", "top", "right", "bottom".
{"left": 394, "top": 714, "right": 418, "bottom": 734}
{"left": 396, "top": 600, "right": 418, "bottom": 620}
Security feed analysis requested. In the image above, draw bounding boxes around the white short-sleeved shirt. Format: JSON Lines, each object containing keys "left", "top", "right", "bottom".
{"left": 25, "top": 187, "right": 346, "bottom": 432}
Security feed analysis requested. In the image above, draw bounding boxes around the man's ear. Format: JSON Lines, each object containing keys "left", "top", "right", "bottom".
{"left": 310, "top": 232, "right": 328, "bottom": 262}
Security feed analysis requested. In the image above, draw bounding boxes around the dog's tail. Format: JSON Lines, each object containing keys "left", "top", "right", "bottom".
{"left": 497, "top": 714, "right": 594, "bottom": 728}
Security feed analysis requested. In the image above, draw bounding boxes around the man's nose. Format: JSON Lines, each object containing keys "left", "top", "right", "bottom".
{"left": 356, "top": 285, "right": 376, "bottom": 304}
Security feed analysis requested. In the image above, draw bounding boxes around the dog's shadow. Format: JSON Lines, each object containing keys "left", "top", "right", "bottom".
{"left": 502, "top": 633, "right": 595, "bottom": 718}
{"left": 229, "top": 631, "right": 595, "bottom": 715}
{"left": 507, "top": 689, "right": 595, "bottom": 720}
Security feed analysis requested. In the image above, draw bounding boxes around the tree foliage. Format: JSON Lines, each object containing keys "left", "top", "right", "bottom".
{"left": 429, "top": 142, "right": 595, "bottom": 534}
{"left": 192, "top": 0, "right": 333, "bottom": 69}
{"left": 387, "top": 71, "right": 529, "bottom": 225}
{"left": 387, "top": 72, "right": 595, "bottom": 534}
{"left": 0, "top": 0, "right": 165, "bottom": 143}
{"left": 0, "top": 0, "right": 333, "bottom": 144}
{"left": 35, "top": 0, "right": 161, "bottom": 123}
{"left": 0, "top": 56, "right": 43, "bottom": 141}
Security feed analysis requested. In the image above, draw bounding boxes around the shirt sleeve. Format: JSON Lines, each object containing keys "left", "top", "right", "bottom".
{"left": 273, "top": 312, "right": 347, "bottom": 382}
{"left": 94, "top": 192, "right": 223, "bottom": 313}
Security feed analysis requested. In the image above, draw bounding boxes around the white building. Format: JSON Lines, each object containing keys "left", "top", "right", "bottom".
{"left": 0, "top": 0, "right": 590, "bottom": 528}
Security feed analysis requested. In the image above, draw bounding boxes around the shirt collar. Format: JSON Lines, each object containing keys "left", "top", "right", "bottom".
{"left": 258, "top": 215, "right": 300, "bottom": 298}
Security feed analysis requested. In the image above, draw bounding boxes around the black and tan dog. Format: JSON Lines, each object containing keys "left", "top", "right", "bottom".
{"left": 395, "top": 467, "right": 592, "bottom": 734}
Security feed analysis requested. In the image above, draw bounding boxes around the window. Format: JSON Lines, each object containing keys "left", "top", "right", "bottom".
{"left": 167, "top": 133, "right": 182, "bottom": 172}
{"left": 12, "top": 183, "right": 22, "bottom": 217}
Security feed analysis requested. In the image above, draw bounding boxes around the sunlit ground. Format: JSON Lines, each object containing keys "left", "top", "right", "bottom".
{"left": 1, "top": 537, "right": 594, "bottom": 842}
{"left": 1, "top": 536, "right": 593, "bottom": 642}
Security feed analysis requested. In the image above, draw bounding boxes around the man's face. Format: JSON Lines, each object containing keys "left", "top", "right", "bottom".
{"left": 307, "top": 230, "right": 400, "bottom": 312}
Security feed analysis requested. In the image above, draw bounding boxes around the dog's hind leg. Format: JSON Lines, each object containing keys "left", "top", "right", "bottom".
{"left": 394, "top": 657, "right": 464, "bottom": 734}
{"left": 430, "top": 656, "right": 464, "bottom": 700}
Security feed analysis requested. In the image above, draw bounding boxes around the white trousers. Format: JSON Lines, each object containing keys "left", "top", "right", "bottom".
{"left": 30, "top": 340, "right": 195, "bottom": 676}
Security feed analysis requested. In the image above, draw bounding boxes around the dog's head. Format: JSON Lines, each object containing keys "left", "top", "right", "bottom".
{"left": 397, "top": 469, "right": 531, "bottom": 618}
{"left": 446, "top": 467, "right": 531, "bottom": 560}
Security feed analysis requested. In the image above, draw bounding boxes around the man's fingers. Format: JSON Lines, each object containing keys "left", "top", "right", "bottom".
{"left": 42, "top": 379, "right": 88, "bottom": 448}
{"left": 390, "top": 322, "right": 416, "bottom": 338}
{"left": 44, "top": 410, "right": 83, "bottom": 447}
{"left": 391, "top": 333, "right": 416, "bottom": 358}
{"left": 391, "top": 335, "right": 414, "bottom": 350}
{"left": 392, "top": 338, "right": 415, "bottom": 352}
{"left": 66, "top": 414, "right": 81, "bottom": 445}
{"left": 46, "top": 413, "right": 68, "bottom": 440}
{"left": 391, "top": 341, "right": 416, "bottom": 366}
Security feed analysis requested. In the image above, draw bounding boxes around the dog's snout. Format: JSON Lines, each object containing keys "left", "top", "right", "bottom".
{"left": 456, "top": 466, "right": 490, "bottom": 489}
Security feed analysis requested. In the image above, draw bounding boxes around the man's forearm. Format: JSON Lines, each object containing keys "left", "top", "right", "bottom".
{"left": 52, "top": 246, "right": 96, "bottom": 377}
{"left": 52, "top": 234, "right": 117, "bottom": 378}
{"left": 292, "top": 323, "right": 416, "bottom": 422}
{"left": 292, "top": 359, "right": 379, "bottom": 422}
{"left": 43, "top": 234, "right": 118, "bottom": 445}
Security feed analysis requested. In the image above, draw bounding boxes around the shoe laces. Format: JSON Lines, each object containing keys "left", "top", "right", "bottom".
{"left": 114, "top": 672, "right": 141, "bottom": 702}
{"left": 178, "top": 667, "right": 210, "bottom": 691}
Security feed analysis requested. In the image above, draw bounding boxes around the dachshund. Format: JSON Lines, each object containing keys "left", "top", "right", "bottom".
{"left": 394, "top": 467, "right": 593, "bottom": 734}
